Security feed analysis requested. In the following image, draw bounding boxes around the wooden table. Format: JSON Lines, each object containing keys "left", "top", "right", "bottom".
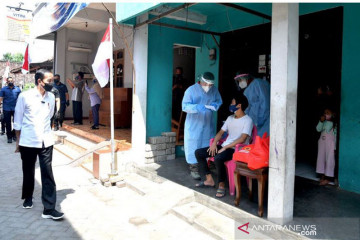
{"left": 234, "top": 161, "right": 268, "bottom": 217}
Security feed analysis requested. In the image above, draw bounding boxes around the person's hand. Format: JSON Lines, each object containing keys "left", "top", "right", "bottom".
{"left": 207, "top": 144, "right": 218, "bottom": 157}
{"left": 15, "top": 141, "right": 20, "bottom": 153}
{"left": 320, "top": 115, "right": 325, "bottom": 122}
{"left": 218, "top": 147, "right": 226, "bottom": 154}
{"left": 210, "top": 103, "right": 217, "bottom": 111}
{"left": 66, "top": 100, "right": 70, "bottom": 106}
{"left": 54, "top": 111, "right": 60, "bottom": 119}
{"left": 196, "top": 104, "right": 207, "bottom": 113}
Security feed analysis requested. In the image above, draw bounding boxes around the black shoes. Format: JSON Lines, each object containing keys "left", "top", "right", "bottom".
{"left": 23, "top": 198, "right": 33, "bottom": 209}
{"left": 91, "top": 125, "right": 99, "bottom": 130}
{"left": 0, "top": 131, "right": 4, "bottom": 135}
{"left": 7, "top": 138, "right": 12, "bottom": 143}
{"left": 12, "top": 136, "right": 16, "bottom": 141}
{"left": 42, "top": 209, "right": 64, "bottom": 220}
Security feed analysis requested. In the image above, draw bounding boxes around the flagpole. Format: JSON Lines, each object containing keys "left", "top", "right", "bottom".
{"left": 109, "top": 18, "right": 116, "bottom": 175}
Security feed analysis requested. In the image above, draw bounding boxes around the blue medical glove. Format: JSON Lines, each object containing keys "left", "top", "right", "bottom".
{"left": 210, "top": 103, "right": 217, "bottom": 111}
{"left": 196, "top": 104, "right": 207, "bottom": 112}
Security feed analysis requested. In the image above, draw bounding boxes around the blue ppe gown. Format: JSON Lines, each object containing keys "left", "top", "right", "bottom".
{"left": 243, "top": 78, "right": 270, "bottom": 137}
{"left": 182, "top": 83, "right": 223, "bottom": 164}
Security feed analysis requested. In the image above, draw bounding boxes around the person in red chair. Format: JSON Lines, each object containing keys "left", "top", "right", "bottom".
{"left": 195, "top": 94, "right": 253, "bottom": 198}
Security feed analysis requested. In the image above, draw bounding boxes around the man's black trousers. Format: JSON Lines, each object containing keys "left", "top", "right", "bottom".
{"left": 195, "top": 145, "right": 235, "bottom": 183}
{"left": 20, "top": 145, "right": 56, "bottom": 210}
{"left": 72, "top": 101, "right": 83, "bottom": 124}
{"left": 4, "top": 110, "right": 14, "bottom": 139}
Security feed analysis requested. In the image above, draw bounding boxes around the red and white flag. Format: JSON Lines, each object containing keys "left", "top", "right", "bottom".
{"left": 2, "top": 61, "right": 10, "bottom": 86}
{"left": 92, "top": 24, "right": 111, "bottom": 87}
{"left": 22, "top": 44, "right": 30, "bottom": 74}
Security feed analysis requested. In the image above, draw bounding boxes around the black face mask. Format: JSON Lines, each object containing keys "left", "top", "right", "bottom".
{"left": 8, "top": 82, "right": 14, "bottom": 87}
{"left": 54, "top": 79, "right": 60, "bottom": 84}
{"left": 43, "top": 83, "right": 53, "bottom": 92}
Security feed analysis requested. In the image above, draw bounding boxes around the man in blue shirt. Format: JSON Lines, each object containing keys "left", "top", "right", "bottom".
{"left": 52, "top": 74, "right": 69, "bottom": 128}
{"left": 0, "top": 77, "right": 21, "bottom": 143}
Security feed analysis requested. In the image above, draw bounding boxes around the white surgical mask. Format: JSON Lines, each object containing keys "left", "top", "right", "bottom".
{"left": 202, "top": 85, "right": 211, "bottom": 93}
{"left": 239, "top": 80, "right": 248, "bottom": 89}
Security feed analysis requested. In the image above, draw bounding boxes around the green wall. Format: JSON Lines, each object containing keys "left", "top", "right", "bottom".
{"left": 144, "top": 3, "right": 360, "bottom": 193}
{"left": 147, "top": 22, "right": 221, "bottom": 138}
{"left": 146, "top": 22, "right": 201, "bottom": 138}
{"left": 300, "top": 3, "right": 360, "bottom": 193}
{"left": 333, "top": 4, "right": 360, "bottom": 193}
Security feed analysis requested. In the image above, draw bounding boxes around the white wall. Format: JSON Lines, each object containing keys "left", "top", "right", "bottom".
{"left": 55, "top": 28, "right": 98, "bottom": 118}
{"left": 56, "top": 24, "right": 134, "bottom": 119}
{"left": 131, "top": 14, "right": 148, "bottom": 161}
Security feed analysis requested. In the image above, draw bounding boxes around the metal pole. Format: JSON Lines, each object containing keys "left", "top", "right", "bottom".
{"left": 109, "top": 18, "right": 116, "bottom": 175}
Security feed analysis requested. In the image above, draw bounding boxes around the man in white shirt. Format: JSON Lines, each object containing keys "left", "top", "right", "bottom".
{"left": 66, "top": 72, "right": 84, "bottom": 125}
{"left": 14, "top": 69, "right": 64, "bottom": 220}
{"left": 194, "top": 94, "right": 253, "bottom": 198}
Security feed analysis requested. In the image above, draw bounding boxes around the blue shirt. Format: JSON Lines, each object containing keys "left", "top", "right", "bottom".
{"left": 53, "top": 82, "right": 68, "bottom": 104}
{"left": 0, "top": 86, "right": 21, "bottom": 111}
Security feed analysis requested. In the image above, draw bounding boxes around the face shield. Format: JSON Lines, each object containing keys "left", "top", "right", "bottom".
{"left": 198, "top": 72, "right": 215, "bottom": 93}
{"left": 234, "top": 73, "right": 250, "bottom": 89}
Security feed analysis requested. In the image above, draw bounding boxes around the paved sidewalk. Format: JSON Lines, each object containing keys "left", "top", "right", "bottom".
{"left": 0, "top": 135, "right": 212, "bottom": 240}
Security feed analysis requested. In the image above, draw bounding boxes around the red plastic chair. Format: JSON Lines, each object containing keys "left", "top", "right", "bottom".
{"left": 208, "top": 126, "right": 257, "bottom": 195}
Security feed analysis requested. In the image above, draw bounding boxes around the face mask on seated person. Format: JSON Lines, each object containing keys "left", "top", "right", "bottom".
{"left": 229, "top": 105, "right": 240, "bottom": 113}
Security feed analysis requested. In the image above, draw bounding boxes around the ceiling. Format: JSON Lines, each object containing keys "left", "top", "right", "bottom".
{"left": 87, "top": 2, "right": 116, "bottom": 13}
{"left": 63, "top": 3, "right": 116, "bottom": 33}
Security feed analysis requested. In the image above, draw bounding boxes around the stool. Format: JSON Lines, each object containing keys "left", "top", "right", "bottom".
{"left": 234, "top": 161, "right": 268, "bottom": 217}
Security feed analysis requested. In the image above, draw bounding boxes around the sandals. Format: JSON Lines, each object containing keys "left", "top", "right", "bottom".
{"left": 319, "top": 179, "right": 330, "bottom": 186}
{"left": 216, "top": 188, "right": 226, "bottom": 198}
{"left": 195, "top": 181, "right": 215, "bottom": 188}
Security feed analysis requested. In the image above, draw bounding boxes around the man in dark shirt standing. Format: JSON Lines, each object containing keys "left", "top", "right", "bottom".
{"left": 52, "top": 74, "right": 69, "bottom": 129}
{"left": 0, "top": 77, "right": 21, "bottom": 143}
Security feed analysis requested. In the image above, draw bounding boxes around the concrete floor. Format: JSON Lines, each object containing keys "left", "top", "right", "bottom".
{"left": 143, "top": 157, "right": 360, "bottom": 240}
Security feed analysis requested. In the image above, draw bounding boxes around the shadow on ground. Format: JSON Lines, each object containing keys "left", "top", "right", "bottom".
{"left": 144, "top": 157, "right": 360, "bottom": 240}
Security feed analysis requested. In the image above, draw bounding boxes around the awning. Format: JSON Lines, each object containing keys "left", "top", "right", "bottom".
{"left": 116, "top": 2, "right": 163, "bottom": 23}
{"left": 31, "top": 3, "right": 88, "bottom": 39}
{"left": 116, "top": 3, "right": 272, "bottom": 35}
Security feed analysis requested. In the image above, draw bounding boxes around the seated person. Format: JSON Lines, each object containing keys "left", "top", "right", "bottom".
{"left": 194, "top": 94, "right": 253, "bottom": 198}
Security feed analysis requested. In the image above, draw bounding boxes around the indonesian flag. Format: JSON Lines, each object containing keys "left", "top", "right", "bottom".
{"left": 2, "top": 61, "right": 10, "bottom": 86}
{"left": 92, "top": 24, "right": 111, "bottom": 87}
{"left": 22, "top": 44, "right": 30, "bottom": 74}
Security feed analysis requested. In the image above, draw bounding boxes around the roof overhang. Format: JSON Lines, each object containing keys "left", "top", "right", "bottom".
{"left": 116, "top": 3, "right": 272, "bottom": 36}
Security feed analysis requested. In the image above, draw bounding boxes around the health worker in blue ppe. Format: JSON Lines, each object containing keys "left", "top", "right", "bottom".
{"left": 182, "top": 72, "right": 223, "bottom": 180}
{"left": 231, "top": 71, "right": 270, "bottom": 136}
